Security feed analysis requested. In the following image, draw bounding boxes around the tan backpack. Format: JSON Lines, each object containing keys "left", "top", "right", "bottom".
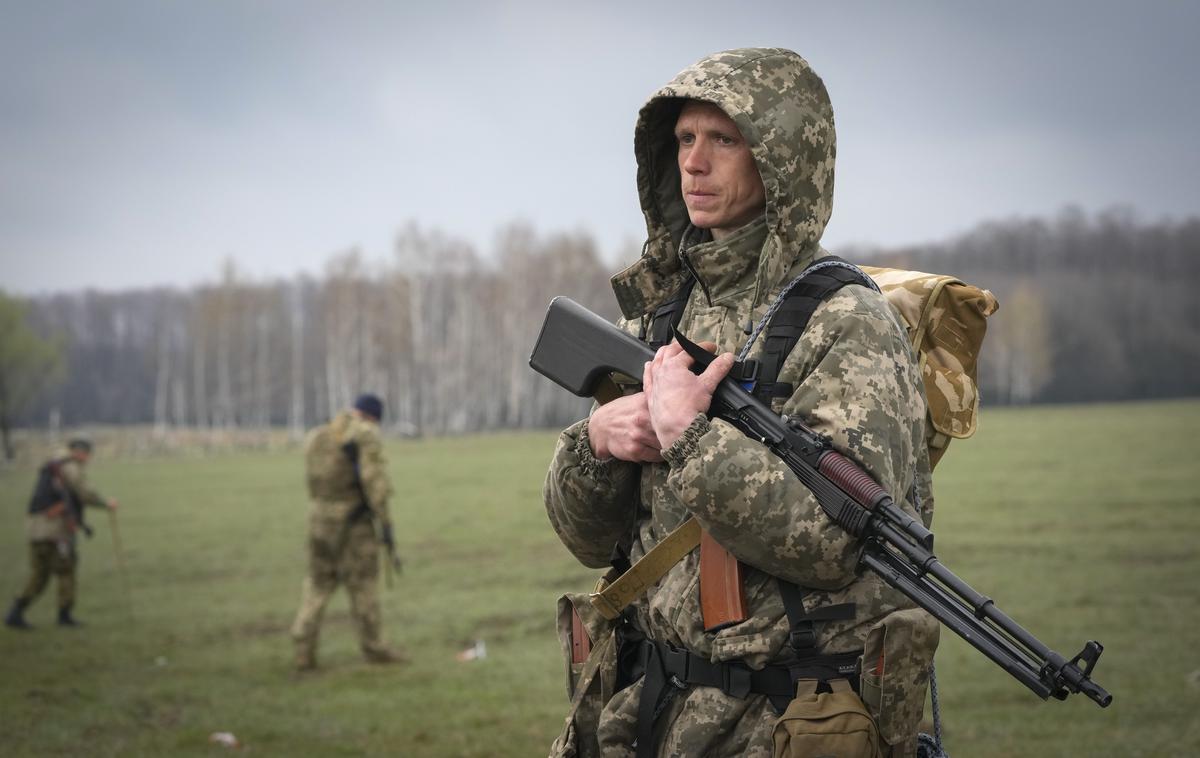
{"left": 860, "top": 267, "right": 999, "bottom": 469}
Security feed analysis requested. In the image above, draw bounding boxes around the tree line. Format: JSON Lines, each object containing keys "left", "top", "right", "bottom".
{"left": 4, "top": 208, "right": 1198, "bottom": 445}
{"left": 853, "top": 206, "right": 1200, "bottom": 405}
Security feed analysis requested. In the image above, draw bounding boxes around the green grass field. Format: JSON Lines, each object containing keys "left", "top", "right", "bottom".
{"left": 2, "top": 400, "right": 1198, "bottom": 757}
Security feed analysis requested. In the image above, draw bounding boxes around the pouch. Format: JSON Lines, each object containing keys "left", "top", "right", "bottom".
{"left": 772, "top": 678, "right": 883, "bottom": 758}
{"left": 549, "top": 591, "right": 619, "bottom": 758}
{"left": 858, "top": 608, "right": 940, "bottom": 750}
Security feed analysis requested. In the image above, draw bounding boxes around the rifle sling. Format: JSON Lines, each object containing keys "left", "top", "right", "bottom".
{"left": 590, "top": 517, "right": 702, "bottom": 620}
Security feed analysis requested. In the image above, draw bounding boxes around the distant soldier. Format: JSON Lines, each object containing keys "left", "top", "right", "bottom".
{"left": 290, "top": 393, "right": 404, "bottom": 670}
{"left": 6, "top": 438, "right": 119, "bottom": 629}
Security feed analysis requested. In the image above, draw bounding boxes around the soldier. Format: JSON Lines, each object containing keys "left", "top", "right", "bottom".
{"left": 6, "top": 438, "right": 119, "bottom": 629}
{"left": 544, "top": 49, "right": 938, "bottom": 756}
{"left": 290, "top": 393, "right": 404, "bottom": 671}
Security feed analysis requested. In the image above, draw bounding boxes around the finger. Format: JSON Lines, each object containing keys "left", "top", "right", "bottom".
{"left": 630, "top": 442, "right": 665, "bottom": 463}
{"left": 633, "top": 428, "right": 661, "bottom": 450}
{"left": 640, "top": 447, "right": 665, "bottom": 463}
{"left": 698, "top": 352, "right": 736, "bottom": 393}
{"left": 668, "top": 348, "right": 697, "bottom": 367}
{"left": 617, "top": 441, "right": 661, "bottom": 463}
{"left": 642, "top": 361, "right": 653, "bottom": 398}
{"left": 697, "top": 340, "right": 718, "bottom": 353}
{"left": 650, "top": 346, "right": 665, "bottom": 380}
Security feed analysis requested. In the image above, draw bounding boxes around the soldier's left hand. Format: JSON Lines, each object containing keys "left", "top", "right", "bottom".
{"left": 643, "top": 339, "right": 733, "bottom": 451}
{"left": 107, "top": 498, "right": 119, "bottom": 511}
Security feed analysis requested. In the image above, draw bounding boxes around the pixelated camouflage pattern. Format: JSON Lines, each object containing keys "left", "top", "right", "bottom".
{"left": 545, "top": 48, "right": 937, "bottom": 757}
{"left": 861, "top": 267, "right": 1000, "bottom": 469}
{"left": 552, "top": 592, "right": 622, "bottom": 758}
{"left": 290, "top": 411, "right": 395, "bottom": 662}
{"left": 18, "top": 540, "right": 77, "bottom": 609}
{"left": 303, "top": 411, "right": 393, "bottom": 525}
{"left": 859, "top": 609, "right": 941, "bottom": 750}
{"left": 25, "top": 451, "right": 107, "bottom": 542}
{"left": 613, "top": 47, "right": 836, "bottom": 320}
{"left": 290, "top": 518, "right": 390, "bottom": 660}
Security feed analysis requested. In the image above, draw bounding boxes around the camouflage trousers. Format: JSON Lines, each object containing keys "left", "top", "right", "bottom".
{"left": 17, "top": 540, "right": 77, "bottom": 610}
{"left": 290, "top": 516, "right": 389, "bottom": 661}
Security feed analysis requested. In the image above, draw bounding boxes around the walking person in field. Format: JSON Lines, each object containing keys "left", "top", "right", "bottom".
{"left": 290, "top": 393, "right": 404, "bottom": 670}
{"left": 6, "top": 438, "right": 119, "bottom": 629}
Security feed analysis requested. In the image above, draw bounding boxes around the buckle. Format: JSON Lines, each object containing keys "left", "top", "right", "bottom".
{"left": 588, "top": 592, "right": 622, "bottom": 621}
{"left": 722, "top": 662, "right": 752, "bottom": 699}
{"left": 731, "top": 359, "right": 759, "bottom": 383}
{"left": 659, "top": 645, "right": 688, "bottom": 678}
{"left": 789, "top": 628, "right": 818, "bottom": 653}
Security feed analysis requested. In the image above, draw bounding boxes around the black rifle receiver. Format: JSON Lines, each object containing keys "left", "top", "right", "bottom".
{"left": 529, "top": 296, "right": 1111, "bottom": 708}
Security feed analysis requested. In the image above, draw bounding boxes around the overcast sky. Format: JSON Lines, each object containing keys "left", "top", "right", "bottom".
{"left": 2, "top": 1, "right": 1197, "bottom": 295}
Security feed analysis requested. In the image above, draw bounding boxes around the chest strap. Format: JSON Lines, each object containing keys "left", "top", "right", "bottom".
{"left": 645, "top": 276, "right": 696, "bottom": 349}
{"left": 739, "top": 256, "right": 878, "bottom": 404}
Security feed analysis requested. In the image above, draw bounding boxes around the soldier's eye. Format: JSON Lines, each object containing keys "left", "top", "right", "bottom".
{"left": 677, "top": 133, "right": 695, "bottom": 146}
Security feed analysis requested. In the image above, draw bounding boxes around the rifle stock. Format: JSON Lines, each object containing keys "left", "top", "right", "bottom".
{"left": 530, "top": 296, "right": 1111, "bottom": 708}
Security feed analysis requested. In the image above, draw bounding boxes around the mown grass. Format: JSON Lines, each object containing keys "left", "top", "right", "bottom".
{"left": 1, "top": 399, "right": 1197, "bottom": 757}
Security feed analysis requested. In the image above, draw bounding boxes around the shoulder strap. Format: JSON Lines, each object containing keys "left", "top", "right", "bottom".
{"left": 740, "top": 257, "right": 876, "bottom": 404}
{"left": 589, "top": 517, "right": 702, "bottom": 620}
{"left": 644, "top": 276, "right": 696, "bottom": 349}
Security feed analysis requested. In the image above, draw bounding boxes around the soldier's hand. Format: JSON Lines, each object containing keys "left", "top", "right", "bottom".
{"left": 587, "top": 392, "right": 664, "bottom": 463}
{"left": 644, "top": 339, "right": 733, "bottom": 450}
{"left": 106, "top": 498, "right": 119, "bottom": 511}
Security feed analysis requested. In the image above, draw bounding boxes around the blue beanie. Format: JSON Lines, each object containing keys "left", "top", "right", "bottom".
{"left": 353, "top": 393, "right": 384, "bottom": 421}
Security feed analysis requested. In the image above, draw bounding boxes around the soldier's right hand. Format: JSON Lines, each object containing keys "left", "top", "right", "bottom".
{"left": 587, "top": 392, "right": 664, "bottom": 463}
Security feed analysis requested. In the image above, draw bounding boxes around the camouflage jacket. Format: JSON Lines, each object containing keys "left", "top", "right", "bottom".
{"left": 544, "top": 48, "right": 936, "bottom": 754}
{"left": 304, "top": 411, "right": 393, "bottom": 528}
{"left": 26, "top": 450, "right": 108, "bottom": 542}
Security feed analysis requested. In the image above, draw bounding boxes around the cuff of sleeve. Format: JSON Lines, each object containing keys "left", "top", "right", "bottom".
{"left": 575, "top": 418, "right": 615, "bottom": 480}
{"left": 662, "top": 414, "right": 710, "bottom": 467}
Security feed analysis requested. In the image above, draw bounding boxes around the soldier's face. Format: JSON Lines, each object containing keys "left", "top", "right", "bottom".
{"left": 675, "top": 101, "right": 765, "bottom": 241}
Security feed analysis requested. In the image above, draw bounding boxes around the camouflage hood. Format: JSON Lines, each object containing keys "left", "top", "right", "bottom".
{"left": 612, "top": 47, "right": 836, "bottom": 319}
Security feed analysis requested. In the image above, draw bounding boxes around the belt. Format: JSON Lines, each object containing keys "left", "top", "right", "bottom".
{"left": 618, "top": 633, "right": 862, "bottom": 758}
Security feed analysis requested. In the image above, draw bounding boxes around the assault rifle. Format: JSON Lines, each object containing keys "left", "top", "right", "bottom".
{"left": 529, "top": 296, "right": 1111, "bottom": 708}
{"left": 342, "top": 442, "right": 403, "bottom": 583}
